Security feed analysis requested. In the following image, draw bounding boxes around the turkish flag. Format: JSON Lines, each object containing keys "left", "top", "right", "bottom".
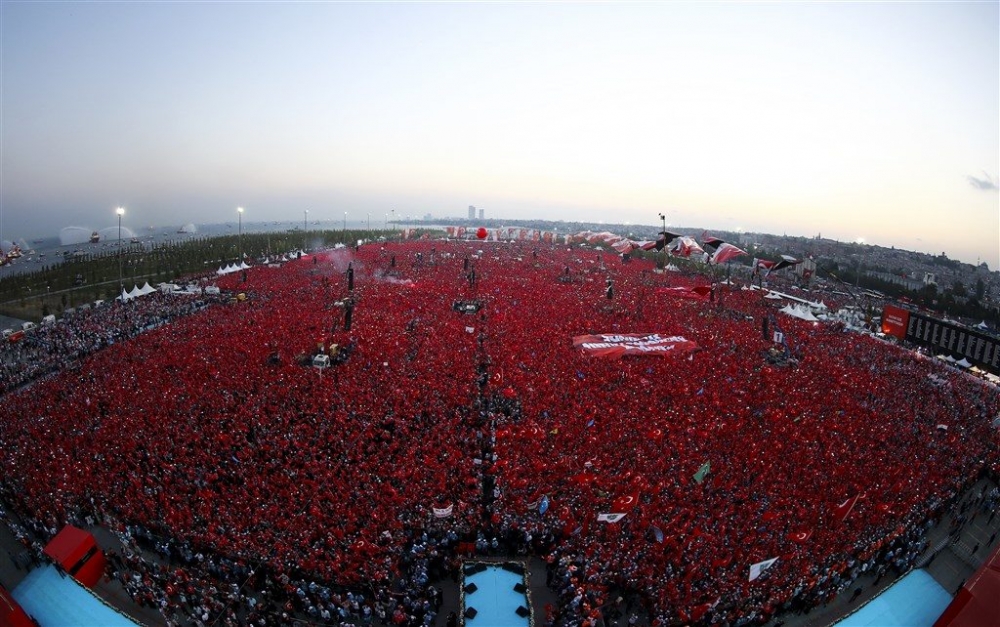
{"left": 788, "top": 530, "right": 813, "bottom": 543}
{"left": 834, "top": 495, "right": 859, "bottom": 523}
{"left": 612, "top": 491, "right": 641, "bottom": 513}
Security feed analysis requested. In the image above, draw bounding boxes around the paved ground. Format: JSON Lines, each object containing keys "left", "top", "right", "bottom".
{"left": 0, "top": 313, "right": 29, "bottom": 331}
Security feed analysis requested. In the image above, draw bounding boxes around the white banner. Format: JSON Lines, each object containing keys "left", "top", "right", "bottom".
{"left": 749, "top": 557, "right": 778, "bottom": 582}
{"left": 597, "top": 513, "right": 627, "bottom": 523}
{"left": 573, "top": 334, "right": 698, "bottom": 358}
{"left": 432, "top": 504, "right": 453, "bottom": 518}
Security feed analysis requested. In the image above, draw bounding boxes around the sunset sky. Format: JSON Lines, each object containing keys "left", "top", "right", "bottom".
{"left": 1, "top": 2, "right": 997, "bottom": 266}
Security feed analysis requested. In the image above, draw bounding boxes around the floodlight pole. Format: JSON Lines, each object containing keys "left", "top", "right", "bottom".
{"left": 116, "top": 207, "right": 125, "bottom": 299}
{"left": 237, "top": 206, "right": 244, "bottom": 260}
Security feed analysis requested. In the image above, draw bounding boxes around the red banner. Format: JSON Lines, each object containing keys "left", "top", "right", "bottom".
{"left": 572, "top": 333, "right": 698, "bottom": 358}
{"left": 881, "top": 305, "right": 910, "bottom": 340}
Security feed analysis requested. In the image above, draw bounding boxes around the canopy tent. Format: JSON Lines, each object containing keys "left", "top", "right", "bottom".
{"left": 216, "top": 263, "right": 245, "bottom": 276}
{"left": 139, "top": 282, "right": 156, "bottom": 296}
{"left": 779, "top": 304, "right": 819, "bottom": 322}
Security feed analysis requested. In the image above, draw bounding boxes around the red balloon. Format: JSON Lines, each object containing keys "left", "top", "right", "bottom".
{"left": 476, "top": 227, "right": 487, "bottom": 239}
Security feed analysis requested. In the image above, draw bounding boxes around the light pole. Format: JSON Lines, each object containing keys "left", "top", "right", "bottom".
{"left": 237, "top": 206, "right": 244, "bottom": 260}
{"left": 343, "top": 211, "right": 347, "bottom": 232}
{"left": 384, "top": 213, "right": 388, "bottom": 230}
{"left": 303, "top": 210, "right": 308, "bottom": 251}
{"left": 116, "top": 207, "right": 125, "bottom": 299}
{"left": 367, "top": 212, "right": 370, "bottom": 231}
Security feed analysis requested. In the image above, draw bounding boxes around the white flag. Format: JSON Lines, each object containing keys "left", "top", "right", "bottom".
{"left": 465, "top": 326, "right": 475, "bottom": 334}
{"left": 597, "top": 513, "right": 627, "bottom": 523}
{"left": 432, "top": 504, "right": 453, "bottom": 518}
{"left": 749, "top": 557, "right": 778, "bottom": 582}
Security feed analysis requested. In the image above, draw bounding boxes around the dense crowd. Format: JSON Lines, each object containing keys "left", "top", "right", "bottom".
{"left": 0, "top": 291, "right": 214, "bottom": 394}
{"left": 1, "top": 240, "right": 998, "bottom": 627}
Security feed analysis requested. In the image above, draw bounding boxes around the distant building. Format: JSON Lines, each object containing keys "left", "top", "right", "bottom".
{"left": 468, "top": 206, "right": 476, "bottom": 220}
{"left": 870, "top": 271, "right": 923, "bottom": 291}
{"left": 423, "top": 213, "right": 433, "bottom": 221}
{"left": 478, "top": 208, "right": 484, "bottom": 220}
{"left": 924, "top": 272, "right": 937, "bottom": 286}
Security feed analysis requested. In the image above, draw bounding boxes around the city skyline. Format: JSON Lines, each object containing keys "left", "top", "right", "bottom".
{"left": 1, "top": 2, "right": 997, "bottom": 266}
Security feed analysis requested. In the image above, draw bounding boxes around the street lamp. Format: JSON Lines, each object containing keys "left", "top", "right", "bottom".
{"left": 303, "top": 210, "right": 308, "bottom": 251}
{"left": 344, "top": 211, "right": 347, "bottom": 232}
{"left": 384, "top": 213, "right": 388, "bottom": 230}
{"left": 116, "top": 207, "right": 125, "bottom": 299}
{"left": 367, "top": 212, "right": 370, "bottom": 231}
{"left": 237, "top": 206, "right": 244, "bottom": 260}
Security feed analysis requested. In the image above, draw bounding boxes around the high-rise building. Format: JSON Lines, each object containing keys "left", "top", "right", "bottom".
{"left": 478, "top": 208, "right": 484, "bottom": 220}
{"left": 468, "top": 205, "right": 476, "bottom": 220}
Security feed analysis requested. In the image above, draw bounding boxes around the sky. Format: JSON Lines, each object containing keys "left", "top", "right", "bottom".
{"left": 1, "top": 1, "right": 998, "bottom": 266}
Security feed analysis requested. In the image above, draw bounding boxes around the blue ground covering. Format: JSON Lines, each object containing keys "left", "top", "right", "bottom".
{"left": 12, "top": 565, "right": 140, "bottom": 627}
{"left": 465, "top": 565, "right": 530, "bottom": 627}
{"left": 834, "top": 569, "right": 952, "bottom": 627}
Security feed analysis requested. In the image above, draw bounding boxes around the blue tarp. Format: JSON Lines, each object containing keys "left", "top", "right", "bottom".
{"left": 834, "top": 569, "right": 952, "bottom": 627}
{"left": 12, "top": 565, "right": 141, "bottom": 627}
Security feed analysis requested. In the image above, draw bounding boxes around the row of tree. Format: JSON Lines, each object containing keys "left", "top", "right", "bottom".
{"left": 0, "top": 228, "right": 387, "bottom": 320}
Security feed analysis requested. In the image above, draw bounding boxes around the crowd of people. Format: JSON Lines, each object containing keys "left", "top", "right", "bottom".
{"left": 0, "top": 292, "right": 214, "bottom": 394}
{"left": 1, "top": 239, "right": 998, "bottom": 627}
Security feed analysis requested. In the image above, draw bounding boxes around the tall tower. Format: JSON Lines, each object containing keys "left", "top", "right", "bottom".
{"left": 468, "top": 205, "right": 476, "bottom": 220}
{"left": 478, "top": 207, "right": 484, "bottom": 220}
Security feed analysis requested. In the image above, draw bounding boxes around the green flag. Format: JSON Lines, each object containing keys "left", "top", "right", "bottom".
{"left": 693, "top": 461, "right": 711, "bottom": 484}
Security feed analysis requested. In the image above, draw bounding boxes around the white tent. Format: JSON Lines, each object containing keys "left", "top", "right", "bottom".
{"left": 956, "top": 358, "right": 972, "bottom": 368}
{"left": 779, "top": 304, "right": 819, "bottom": 322}
{"left": 128, "top": 285, "right": 143, "bottom": 299}
{"left": 139, "top": 282, "right": 156, "bottom": 295}
{"left": 239, "top": 261, "right": 250, "bottom": 270}
{"left": 765, "top": 291, "right": 784, "bottom": 300}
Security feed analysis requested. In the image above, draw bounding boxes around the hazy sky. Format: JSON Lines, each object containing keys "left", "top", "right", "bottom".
{"left": 2, "top": 2, "right": 997, "bottom": 266}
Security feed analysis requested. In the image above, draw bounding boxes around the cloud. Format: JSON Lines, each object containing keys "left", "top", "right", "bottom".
{"left": 967, "top": 171, "right": 998, "bottom": 191}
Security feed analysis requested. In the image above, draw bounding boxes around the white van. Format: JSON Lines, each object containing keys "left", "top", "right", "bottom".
{"left": 21, "top": 321, "right": 36, "bottom": 332}
{"left": 41, "top": 315, "right": 56, "bottom": 326}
